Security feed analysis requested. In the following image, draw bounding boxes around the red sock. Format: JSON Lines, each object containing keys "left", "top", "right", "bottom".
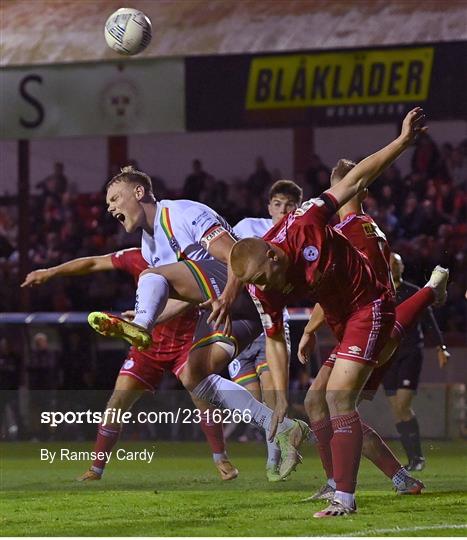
{"left": 331, "top": 411, "right": 362, "bottom": 493}
{"left": 199, "top": 411, "right": 225, "bottom": 455}
{"left": 310, "top": 416, "right": 334, "bottom": 479}
{"left": 362, "top": 422, "right": 401, "bottom": 478}
{"left": 392, "top": 287, "right": 435, "bottom": 340}
{"left": 92, "top": 423, "right": 121, "bottom": 470}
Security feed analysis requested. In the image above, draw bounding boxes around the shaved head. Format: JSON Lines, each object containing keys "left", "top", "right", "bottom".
{"left": 230, "top": 238, "right": 289, "bottom": 291}
{"left": 230, "top": 238, "right": 270, "bottom": 281}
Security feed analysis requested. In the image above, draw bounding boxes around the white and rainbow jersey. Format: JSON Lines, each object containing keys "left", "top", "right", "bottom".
{"left": 141, "top": 199, "right": 233, "bottom": 267}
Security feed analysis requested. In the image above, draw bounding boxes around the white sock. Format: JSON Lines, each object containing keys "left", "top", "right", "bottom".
{"left": 334, "top": 490, "right": 355, "bottom": 507}
{"left": 213, "top": 452, "right": 227, "bottom": 462}
{"left": 266, "top": 434, "right": 281, "bottom": 467}
{"left": 392, "top": 467, "right": 410, "bottom": 489}
{"left": 90, "top": 465, "right": 103, "bottom": 475}
{"left": 132, "top": 273, "right": 169, "bottom": 330}
{"left": 327, "top": 478, "right": 336, "bottom": 489}
{"left": 192, "top": 374, "right": 294, "bottom": 438}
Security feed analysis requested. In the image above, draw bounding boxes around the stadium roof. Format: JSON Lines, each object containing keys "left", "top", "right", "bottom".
{"left": 1, "top": 0, "right": 466, "bottom": 67}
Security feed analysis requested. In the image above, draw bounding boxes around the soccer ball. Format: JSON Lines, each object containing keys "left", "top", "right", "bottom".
{"left": 104, "top": 7, "right": 152, "bottom": 56}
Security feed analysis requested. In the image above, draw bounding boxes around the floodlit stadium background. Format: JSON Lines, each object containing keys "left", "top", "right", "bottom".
{"left": 0, "top": 0, "right": 466, "bottom": 444}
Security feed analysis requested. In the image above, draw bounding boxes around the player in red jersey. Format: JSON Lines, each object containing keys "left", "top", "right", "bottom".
{"left": 229, "top": 108, "right": 428, "bottom": 517}
{"left": 297, "top": 159, "right": 448, "bottom": 504}
{"left": 21, "top": 247, "right": 239, "bottom": 481}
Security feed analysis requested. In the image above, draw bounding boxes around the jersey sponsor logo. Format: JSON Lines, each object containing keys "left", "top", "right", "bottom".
{"left": 362, "top": 222, "right": 387, "bottom": 240}
{"left": 303, "top": 245, "right": 319, "bottom": 262}
{"left": 123, "top": 359, "right": 134, "bottom": 370}
{"left": 228, "top": 359, "right": 241, "bottom": 378}
{"left": 348, "top": 345, "right": 362, "bottom": 354}
{"left": 191, "top": 211, "right": 210, "bottom": 226}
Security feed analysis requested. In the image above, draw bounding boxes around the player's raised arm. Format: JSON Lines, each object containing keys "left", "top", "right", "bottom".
{"left": 327, "top": 107, "right": 427, "bottom": 208}
{"left": 21, "top": 254, "right": 115, "bottom": 287}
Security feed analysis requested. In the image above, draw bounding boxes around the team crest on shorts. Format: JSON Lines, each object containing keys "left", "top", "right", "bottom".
{"left": 228, "top": 359, "right": 241, "bottom": 378}
{"left": 303, "top": 245, "right": 319, "bottom": 262}
{"left": 123, "top": 359, "right": 135, "bottom": 370}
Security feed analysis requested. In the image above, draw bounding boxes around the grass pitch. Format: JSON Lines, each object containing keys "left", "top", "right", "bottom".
{"left": 1, "top": 440, "right": 466, "bottom": 536}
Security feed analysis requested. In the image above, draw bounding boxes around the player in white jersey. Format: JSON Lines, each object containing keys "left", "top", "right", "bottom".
{"left": 101, "top": 165, "right": 240, "bottom": 478}
{"left": 105, "top": 166, "right": 239, "bottom": 343}
{"left": 229, "top": 181, "right": 303, "bottom": 481}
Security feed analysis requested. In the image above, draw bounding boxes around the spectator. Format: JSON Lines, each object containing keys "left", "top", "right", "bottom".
{"left": 36, "top": 162, "right": 69, "bottom": 199}
{"left": 247, "top": 157, "right": 272, "bottom": 196}
{"left": 411, "top": 133, "right": 440, "bottom": 178}
{"left": 183, "top": 159, "right": 211, "bottom": 201}
{"left": 305, "top": 154, "right": 331, "bottom": 196}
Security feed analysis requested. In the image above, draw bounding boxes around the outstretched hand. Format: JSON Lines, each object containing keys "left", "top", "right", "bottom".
{"left": 21, "top": 269, "right": 51, "bottom": 288}
{"left": 400, "top": 107, "right": 428, "bottom": 144}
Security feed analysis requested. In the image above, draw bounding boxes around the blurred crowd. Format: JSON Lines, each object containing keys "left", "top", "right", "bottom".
{"left": 0, "top": 134, "right": 466, "bottom": 342}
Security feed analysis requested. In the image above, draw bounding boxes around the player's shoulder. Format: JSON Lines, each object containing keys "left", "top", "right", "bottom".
{"left": 234, "top": 217, "right": 273, "bottom": 238}
{"left": 168, "top": 198, "right": 220, "bottom": 218}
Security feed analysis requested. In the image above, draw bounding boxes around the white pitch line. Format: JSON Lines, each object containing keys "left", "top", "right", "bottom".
{"left": 334, "top": 523, "right": 467, "bottom": 537}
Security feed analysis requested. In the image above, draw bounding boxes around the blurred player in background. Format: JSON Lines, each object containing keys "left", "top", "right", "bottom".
{"left": 383, "top": 252, "right": 450, "bottom": 471}
{"left": 22, "top": 248, "right": 239, "bottom": 481}
{"left": 298, "top": 158, "right": 447, "bottom": 504}
{"left": 230, "top": 180, "right": 302, "bottom": 481}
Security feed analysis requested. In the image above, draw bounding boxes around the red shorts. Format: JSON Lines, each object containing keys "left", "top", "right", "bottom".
{"left": 324, "top": 297, "right": 395, "bottom": 367}
{"left": 119, "top": 342, "right": 192, "bottom": 391}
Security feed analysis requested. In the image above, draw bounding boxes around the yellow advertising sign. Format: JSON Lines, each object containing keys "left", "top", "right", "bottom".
{"left": 246, "top": 47, "right": 434, "bottom": 109}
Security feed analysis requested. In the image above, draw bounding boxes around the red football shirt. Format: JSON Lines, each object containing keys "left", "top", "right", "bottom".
{"left": 111, "top": 248, "right": 197, "bottom": 359}
{"left": 250, "top": 194, "right": 389, "bottom": 337}
{"left": 334, "top": 213, "right": 394, "bottom": 295}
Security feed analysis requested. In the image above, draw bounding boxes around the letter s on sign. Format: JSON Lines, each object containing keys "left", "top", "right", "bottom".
{"left": 19, "top": 75, "right": 45, "bottom": 128}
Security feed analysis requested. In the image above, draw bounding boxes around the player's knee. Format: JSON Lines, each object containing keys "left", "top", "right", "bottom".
{"left": 106, "top": 391, "right": 134, "bottom": 412}
{"left": 179, "top": 365, "right": 204, "bottom": 391}
{"left": 304, "top": 389, "right": 327, "bottom": 421}
{"left": 325, "top": 389, "right": 356, "bottom": 415}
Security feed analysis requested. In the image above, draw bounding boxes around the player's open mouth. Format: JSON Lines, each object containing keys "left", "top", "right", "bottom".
{"left": 115, "top": 213, "right": 125, "bottom": 223}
